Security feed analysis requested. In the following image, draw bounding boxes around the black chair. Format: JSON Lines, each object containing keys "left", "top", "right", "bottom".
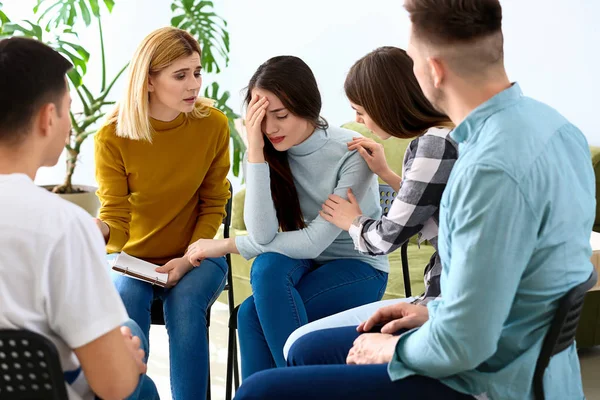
{"left": 533, "top": 269, "right": 597, "bottom": 400}
{"left": 379, "top": 184, "right": 412, "bottom": 297}
{"left": 0, "top": 330, "right": 68, "bottom": 400}
{"left": 150, "top": 180, "right": 239, "bottom": 400}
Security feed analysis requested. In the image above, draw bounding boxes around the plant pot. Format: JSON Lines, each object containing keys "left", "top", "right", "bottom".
{"left": 42, "top": 185, "right": 100, "bottom": 217}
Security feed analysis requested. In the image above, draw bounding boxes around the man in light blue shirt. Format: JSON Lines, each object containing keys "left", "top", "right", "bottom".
{"left": 233, "top": 1, "right": 596, "bottom": 399}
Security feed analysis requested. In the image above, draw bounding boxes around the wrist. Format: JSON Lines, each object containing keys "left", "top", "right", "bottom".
{"left": 381, "top": 169, "right": 401, "bottom": 188}
{"left": 247, "top": 146, "right": 265, "bottom": 163}
{"left": 225, "top": 237, "right": 238, "bottom": 254}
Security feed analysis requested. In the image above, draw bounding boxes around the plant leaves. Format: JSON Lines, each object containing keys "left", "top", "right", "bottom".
{"left": 34, "top": 0, "right": 114, "bottom": 29}
{"left": 170, "top": 0, "right": 230, "bottom": 73}
{"left": 0, "top": 1, "right": 9, "bottom": 26}
{"left": 78, "top": 0, "right": 91, "bottom": 26}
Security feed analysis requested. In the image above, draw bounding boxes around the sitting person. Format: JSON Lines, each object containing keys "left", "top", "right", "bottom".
{"left": 0, "top": 37, "right": 158, "bottom": 400}
{"left": 283, "top": 45, "right": 458, "bottom": 359}
{"left": 234, "top": 1, "right": 596, "bottom": 399}
{"left": 93, "top": 27, "right": 231, "bottom": 400}
{"left": 185, "top": 55, "right": 389, "bottom": 379}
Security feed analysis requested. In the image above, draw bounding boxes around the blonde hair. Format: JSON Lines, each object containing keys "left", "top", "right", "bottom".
{"left": 108, "top": 27, "right": 214, "bottom": 141}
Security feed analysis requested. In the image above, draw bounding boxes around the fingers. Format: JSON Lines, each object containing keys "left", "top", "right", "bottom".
{"left": 319, "top": 210, "right": 333, "bottom": 221}
{"left": 357, "top": 321, "right": 366, "bottom": 332}
{"left": 321, "top": 202, "right": 335, "bottom": 214}
{"left": 120, "top": 326, "right": 132, "bottom": 338}
{"left": 347, "top": 189, "right": 357, "bottom": 204}
{"left": 247, "top": 96, "right": 269, "bottom": 126}
{"left": 380, "top": 318, "right": 412, "bottom": 334}
{"left": 249, "top": 105, "right": 267, "bottom": 128}
{"left": 186, "top": 249, "right": 204, "bottom": 267}
{"left": 155, "top": 263, "right": 174, "bottom": 273}
{"left": 362, "top": 305, "right": 404, "bottom": 332}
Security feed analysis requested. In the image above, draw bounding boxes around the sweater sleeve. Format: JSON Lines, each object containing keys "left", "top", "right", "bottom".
{"left": 95, "top": 130, "right": 131, "bottom": 253}
{"left": 235, "top": 151, "right": 376, "bottom": 260}
{"left": 242, "top": 161, "right": 281, "bottom": 244}
{"left": 189, "top": 115, "right": 231, "bottom": 244}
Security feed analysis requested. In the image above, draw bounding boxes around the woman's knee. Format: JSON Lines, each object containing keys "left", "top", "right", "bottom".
{"left": 250, "top": 253, "right": 303, "bottom": 285}
{"left": 237, "top": 296, "right": 258, "bottom": 329}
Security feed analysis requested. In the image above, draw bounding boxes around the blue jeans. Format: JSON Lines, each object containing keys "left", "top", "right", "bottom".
{"left": 76, "top": 319, "right": 158, "bottom": 400}
{"left": 287, "top": 325, "right": 409, "bottom": 367}
{"left": 122, "top": 319, "right": 159, "bottom": 400}
{"left": 234, "top": 366, "right": 475, "bottom": 400}
{"left": 237, "top": 253, "right": 388, "bottom": 379}
{"left": 109, "top": 255, "right": 227, "bottom": 400}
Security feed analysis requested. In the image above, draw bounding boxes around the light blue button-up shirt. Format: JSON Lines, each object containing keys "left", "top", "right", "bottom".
{"left": 388, "top": 83, "right": 595, "bottom": 399}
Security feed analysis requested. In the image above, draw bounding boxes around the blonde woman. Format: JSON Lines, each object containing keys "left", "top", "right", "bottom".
{"left": 94, "top": 27, "right": 230, "bottom": 400}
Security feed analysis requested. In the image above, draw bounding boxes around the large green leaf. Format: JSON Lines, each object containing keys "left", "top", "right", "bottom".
{"left": 0, "top": 2, "right": 9, "bottom": 27}
{"left": 0, "top": 21, "right": 89, "bottom": 88}
{"left": 204, "top": 82, "right": 246, "bottom": 177}
{"left": 170, "top": 0, "right": 230, "bottom": 74}
{"left": 34, "top": 0, "right": 115, "bottom": 29}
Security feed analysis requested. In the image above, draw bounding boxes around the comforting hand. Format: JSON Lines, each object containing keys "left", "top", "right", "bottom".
{"left": 320, "top": 189, "right": 363, "bottom": 231}
{"left": 120, "top": 326, "right": 147, "bottom": 375}
{"left": 186, "top": 238, "right": 233, "bottom": 267}
{"left": 346, "top": 333, "right": 400, "bottom": 365}
{"left": 154, "top": 257, "right": 193, "bottom": 288}
{"left": 246, "top": 94, "right": 269, "bottom": 161}
{"left": 93, "top": 218, "right": 110, "bottom": 243}
{"left": 348, "top": 137, "right": 390, "bottom": 177}
{"left": 358, "top": 302, "right": 429, "bottom": 334}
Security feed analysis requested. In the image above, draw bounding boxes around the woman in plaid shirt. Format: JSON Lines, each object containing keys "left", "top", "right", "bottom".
{"left": 283, "top": 46, "right": 458, "bottom": 360}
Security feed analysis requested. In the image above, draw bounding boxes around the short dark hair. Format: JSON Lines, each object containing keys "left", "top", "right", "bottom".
{"left": 245, "top": 56, "right": 327, "bottom": 232}
{"left": 404, "top": 0, "right": 503, "bottom": 45}
{"left": 0, "top": 37, "right": 72, "bottom": 145}
{"left": 345, "top": 46, "right": 452, "bottom": 139}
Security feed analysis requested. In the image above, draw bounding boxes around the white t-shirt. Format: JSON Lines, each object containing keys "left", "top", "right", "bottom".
{"left": 0, "top": 174, "right": 129, "bottom": 400}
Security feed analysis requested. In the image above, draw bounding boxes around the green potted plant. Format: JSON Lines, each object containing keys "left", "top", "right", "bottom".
{"left": 0, "top": 0, "right": 245, "bottom": 214}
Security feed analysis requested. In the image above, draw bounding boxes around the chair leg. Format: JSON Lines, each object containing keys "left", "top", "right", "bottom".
{"left": 401, "top": 242, "right": 411, "bottom": 298}
{"left": 225, "top": 305, "right": 240, "bottom": 400}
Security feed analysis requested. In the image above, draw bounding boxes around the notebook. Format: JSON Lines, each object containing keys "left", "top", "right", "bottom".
{"left": 111, "top": 252, "right": 168, "bottom": 287}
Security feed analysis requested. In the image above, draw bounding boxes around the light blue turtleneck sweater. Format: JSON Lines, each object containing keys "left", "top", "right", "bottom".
{"left": 235, "top": 126, "right": 389, "bottom": 272}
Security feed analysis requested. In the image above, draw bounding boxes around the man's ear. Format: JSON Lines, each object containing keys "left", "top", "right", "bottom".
{"left": 36, "top": 103, "right": 56, "bottom": 137}
{"left": 428, "top": 57, "right": 445, "bottom": 89}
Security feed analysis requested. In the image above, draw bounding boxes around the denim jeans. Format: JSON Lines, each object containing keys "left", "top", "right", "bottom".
{"left": 237, "top": 252, "right": 388, "bottom": 379}
{"left": 76, "top": 319, "right": 158, "bottom": 400}
{"left": 237, "top": 326, "right": 472, "bottom": 400}
{"left": 122, "top": 319, "right": 159, "bottom": 400}
{"left": 109, "top": 254, "right": 227, "bottom": 400}
{"left": 234, "top": 366, "right": 475, "bottom": 400}
{"left": 283, "top": 298, "right": 412, "bottom": 359}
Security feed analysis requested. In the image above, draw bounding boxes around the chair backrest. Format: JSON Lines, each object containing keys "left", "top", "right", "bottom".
{"left": 533, "top": 268, "right": 598, "bottom": 400}
{"left": 0, "top": 330, "right": 68, "bottom": 400}
{"left": 379, "top": 184, "right": 396, "bottom": 216}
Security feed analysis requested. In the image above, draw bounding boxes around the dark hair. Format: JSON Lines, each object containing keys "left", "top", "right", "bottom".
{"left": 0, "top": 37, "right": 72, "bottom": 145}
{"left": 404, "top": 0, "right": 502, "bottom": 45}
{"left": 345, "top": 46, "right": 452, "bottom": 139}
{"left": 245, "top": 56, "right": 327, "bottom": 232}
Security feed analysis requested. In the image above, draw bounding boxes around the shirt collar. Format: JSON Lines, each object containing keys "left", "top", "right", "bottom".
{"left": 451, "top": 82, "right": 522, "bottom": 144}
{"left": 288, "top": 128, "right": 329, "bottom": 156}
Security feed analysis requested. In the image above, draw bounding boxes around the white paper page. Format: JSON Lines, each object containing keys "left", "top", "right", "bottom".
{"left": 114, "top": 252, "right": 168, "bottom": 285}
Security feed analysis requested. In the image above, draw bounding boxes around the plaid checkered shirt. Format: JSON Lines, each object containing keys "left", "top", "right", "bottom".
{"left": 348, "top": 127, "right": 458, "bottom": 304}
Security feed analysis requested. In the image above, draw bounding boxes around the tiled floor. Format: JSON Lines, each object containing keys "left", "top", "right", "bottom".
{"left": 148, "top": 302, "right": 600, "bottom": 400}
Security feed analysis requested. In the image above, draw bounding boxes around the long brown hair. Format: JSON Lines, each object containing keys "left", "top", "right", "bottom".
{"left": 245, "top": 56, "right": 327, "bottom": 231}
{"left": 344, "top": 46, "right": 452, "bottom": 139}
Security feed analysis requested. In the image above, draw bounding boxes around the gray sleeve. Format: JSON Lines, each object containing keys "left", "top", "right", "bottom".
{"left": 236, "top": 151, "right": 377, "bottom": 260}
{"left": 242, "top": 161, "right": 280, "bottom": 244}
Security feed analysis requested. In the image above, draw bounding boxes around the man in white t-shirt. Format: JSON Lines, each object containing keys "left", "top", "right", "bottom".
{"left": 0, "top": 37, "right": 158, "bottom": 399}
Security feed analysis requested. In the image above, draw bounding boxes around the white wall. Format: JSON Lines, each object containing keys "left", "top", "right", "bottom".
{"left": 3, "top": 0, "right": 600, "bottom": 192}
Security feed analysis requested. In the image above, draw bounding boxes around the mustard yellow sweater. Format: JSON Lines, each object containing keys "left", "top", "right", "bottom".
{"left": 94, "top": 107, "right": 231, "bottom": 265}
